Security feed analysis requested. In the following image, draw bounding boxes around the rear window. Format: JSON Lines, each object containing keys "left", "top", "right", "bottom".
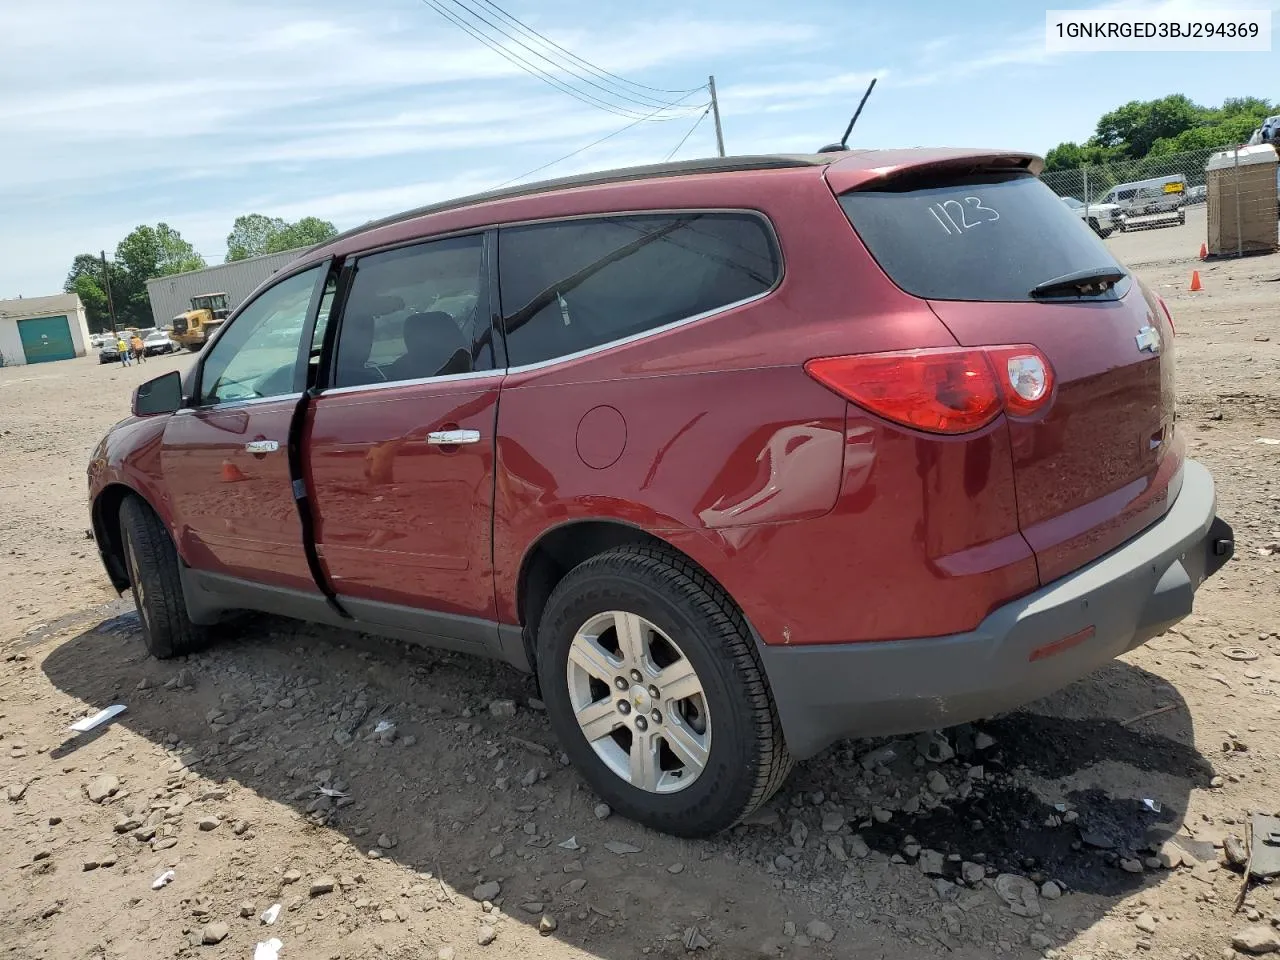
{"left": 838, "top": 172, "right": 1130, "bottom": 302}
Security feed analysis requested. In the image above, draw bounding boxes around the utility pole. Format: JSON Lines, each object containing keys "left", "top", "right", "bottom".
{"left": 100, "top": 250, "right": 118, "bottom": 336}
{"left": 708, "top": 75, "right": 725, "bottom": 157}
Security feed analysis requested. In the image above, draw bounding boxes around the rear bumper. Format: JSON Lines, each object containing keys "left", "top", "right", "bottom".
{"left": 759, "top": 459, "right": 1233, "bottom": 761}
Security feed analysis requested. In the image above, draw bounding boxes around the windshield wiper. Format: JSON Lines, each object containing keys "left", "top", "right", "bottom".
{"left": 1029, "top": 266, "right": 1126, "bottom": 299}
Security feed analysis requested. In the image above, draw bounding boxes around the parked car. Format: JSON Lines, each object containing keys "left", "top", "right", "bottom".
{"left": 143, "top": 330, "right": 179, "bottom": 356}
{"left": 87, "top": 150, "right": 1234, "bottom": 837}
{"left": 1186, "top": 184, "right": 1207, "bottom": 204}
{"left": 1059, "top": 196, "right": 1124, "bottom": 237}
{"left": 98, "top": 339, "right": 123, "bottom": 364}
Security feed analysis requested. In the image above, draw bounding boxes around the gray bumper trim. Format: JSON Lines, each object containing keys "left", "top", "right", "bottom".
{"left": 759, "top": 459, "right": 1232, "bottom": 761}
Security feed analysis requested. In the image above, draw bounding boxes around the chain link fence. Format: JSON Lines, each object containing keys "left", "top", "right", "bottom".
{"left": 1041, "top": 144, "right": 1280, "bottom": 258}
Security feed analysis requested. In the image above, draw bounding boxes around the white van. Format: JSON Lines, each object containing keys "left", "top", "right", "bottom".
{"left": 1100, "top": 174, "right": 1187, "bottom": 226}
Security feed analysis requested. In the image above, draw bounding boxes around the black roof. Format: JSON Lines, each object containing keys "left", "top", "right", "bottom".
{"left": 313, "top": 154, "right": 848, "bottom": 253}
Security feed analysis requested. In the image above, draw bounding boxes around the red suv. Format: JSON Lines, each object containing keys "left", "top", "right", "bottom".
{"left": 88, "top": 149, "right": 1233, "bottom": 837}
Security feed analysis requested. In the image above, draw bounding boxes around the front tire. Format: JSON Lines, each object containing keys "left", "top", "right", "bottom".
{"left": 119, "top": 496, "right": 204, "bottom": 659}
{"left": 537, "top": 545, "right": 792, "bottom": 837}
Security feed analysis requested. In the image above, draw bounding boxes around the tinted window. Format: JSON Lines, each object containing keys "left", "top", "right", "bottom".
{"left": 333, "top": 235, "right": 492, "bottom": 388}
{"left": 498, "top": 213, "right": 779, "bottom": 367}
{"left": 838, "top": 172, "right": 1130, "bottom": 303}
{"left": 197, "top": 266, "right": 322, "bottom": 405}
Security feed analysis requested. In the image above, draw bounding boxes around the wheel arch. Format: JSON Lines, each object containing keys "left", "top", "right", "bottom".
{"left": 514, "top": 519, "right": 752, "bottom": 675}
{"left": 91, "top": 482, "right": 159, "bottom": 591}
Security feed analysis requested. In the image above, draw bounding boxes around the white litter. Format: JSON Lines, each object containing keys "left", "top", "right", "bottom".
{"left": 151, "top": 870, "right": 175, "bottom": 890}
{"left": 557, "top": 836, "right": 580, "bottom": 850}
{"left": 1143, "top": 798, "right": 1162, "bottom": 813}
{"left": 260, "top": 903, "right": 282, "bottom": 925}
{"left": 317, "top": 787, "right": 347, "bottom": 798}
{"left": 373, "top": 720, "right": 394, "bottom": 734}
{"left": 253, "top": 938, "right": 283, "bottom": 960}
{"left": 69, "top": 705, "right": 127, "bottom": 733}
{"left": 1256, "top": 438, "right": 1280, "bottom": 445}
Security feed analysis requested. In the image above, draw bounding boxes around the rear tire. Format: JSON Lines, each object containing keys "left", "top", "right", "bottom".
{"left": 119, "top": 496, "right": 204, "bottom": 659}
{"left": 536, "top": 544, "right": 792, "bottom": 837}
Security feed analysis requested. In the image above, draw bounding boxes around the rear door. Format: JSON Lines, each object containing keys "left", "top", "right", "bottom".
{"left": 835, "top": 169, "right": 1176, "bottom": 584}
{"left": 162, "top": 264, "right": 330, "bottom": 591}
{"left": 304, "top": 233, "right": 501, "bottom": 623}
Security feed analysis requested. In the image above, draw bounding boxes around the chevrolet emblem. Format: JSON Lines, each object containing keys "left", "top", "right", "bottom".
{"left": 1135, "top": 326, "right": 1161, "bottom": 354}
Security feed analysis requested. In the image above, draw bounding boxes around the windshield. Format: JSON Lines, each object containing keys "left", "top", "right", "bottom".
{"left": 838, "top": 171, "right": 1131, "bottom": 302}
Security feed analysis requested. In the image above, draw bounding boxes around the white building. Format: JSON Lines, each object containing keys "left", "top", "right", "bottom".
{"left": 0, "top": 293, "right": 93, "bottom": 366}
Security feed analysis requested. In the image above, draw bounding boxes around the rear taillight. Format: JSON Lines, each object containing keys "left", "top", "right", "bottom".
{"left": 804, "top": 346, "right": 1055, "bottom": 435}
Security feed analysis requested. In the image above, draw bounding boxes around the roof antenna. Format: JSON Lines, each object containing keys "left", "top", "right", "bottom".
{"left": 818, "top": 77, "right": 877, "bottom": 153}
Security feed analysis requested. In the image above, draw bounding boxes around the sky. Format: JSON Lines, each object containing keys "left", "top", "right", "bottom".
{"left": 0, "top": 0, "right": 1276, "bottom": 296}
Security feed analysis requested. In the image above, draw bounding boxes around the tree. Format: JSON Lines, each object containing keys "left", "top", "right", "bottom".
{"left": 1093, "top": 94, "right": 1201, "bottom": 158}
{"left": 115, "top": 223, "right": 206, "bottom": 280}
{"left": 226, "top": 214, "right": 288, "bottom": 261}
{"left": 225, "top": 213, "right": 338, "bottom": 260}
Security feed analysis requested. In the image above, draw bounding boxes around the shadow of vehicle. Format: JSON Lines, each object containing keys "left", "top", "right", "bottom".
{"left": 37, "top": 609, "right": 1209, "bottom": 958}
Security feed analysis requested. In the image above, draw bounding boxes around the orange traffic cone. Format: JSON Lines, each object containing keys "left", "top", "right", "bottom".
{"left": 1199, "top": 242, "right": 1207, "bottom": 260}
{"left": 1189, "top": 270, "right": 1203, "bottom": 292}
{"left": 220, "top": 460, "right": 246, "bottom": 482}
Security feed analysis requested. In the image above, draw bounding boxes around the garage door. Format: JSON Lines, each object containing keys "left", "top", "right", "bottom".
{"left": 18, "top": 315, "right": 76, "bottom": 363}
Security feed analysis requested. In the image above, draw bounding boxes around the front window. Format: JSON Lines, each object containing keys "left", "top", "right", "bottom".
{"left": 197, "top": 267, "right": 322, "bottom": 405}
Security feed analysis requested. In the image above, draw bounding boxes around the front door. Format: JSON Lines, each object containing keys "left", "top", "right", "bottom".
{"left": 305, "top": 233, "right": 500, "bottom": 621}
{"left": 162, "top": 264, "right": 329, "bottom": 591}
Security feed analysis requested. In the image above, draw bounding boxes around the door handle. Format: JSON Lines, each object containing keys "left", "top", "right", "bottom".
{"left": 244, "top": 440, "right": 280, "bottom": 454}
{"left": 426, "top": 429, "right": 481, "bottom": 445}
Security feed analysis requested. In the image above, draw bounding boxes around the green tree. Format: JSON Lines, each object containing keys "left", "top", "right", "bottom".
{"left": 226, "top": 214, "right": 288, "bottom": 261}
{"left": 115, "top": 223, "right": 206, "bottom": 280}
{"left": 1093, "top": 94, "right": 1201, "bottom": 158}
{"left": 225, "top": 213, "right": 338, "bottom": 260}
{"left": 265, "top": 216, "right": 338, "bottom": 253}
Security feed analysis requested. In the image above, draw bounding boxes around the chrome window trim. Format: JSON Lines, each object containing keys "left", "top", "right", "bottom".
{"left": 174, "top": 392, "right": 303, "bottom": 415}
{"left": 321, "top": 368, "right": 502, "bottom": 398}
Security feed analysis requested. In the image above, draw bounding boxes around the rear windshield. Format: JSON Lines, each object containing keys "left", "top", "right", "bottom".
{"left": 838, "top": 171, "right": 1131, "bottom": 302}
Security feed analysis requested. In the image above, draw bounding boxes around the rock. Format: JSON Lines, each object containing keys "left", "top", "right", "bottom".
{"left": 379, "top": 908, "right": 398, "bottom": 923}
{"left": 604, "top": 841, "right": 641, "bottom": 855}
{"left": 473, "top": 880, "right": 501, "bottom": 902}
{"left": 827, "top": 837, "right": 847, "bottom": 861}
{"left": 790, "top": 820, "right": 808, "bottom": 848}
{"left": 1158, "top": 841, "right": 1187, "bottom": 869}
{"left": 1135, "top": 913, "right": 1157, "bottom": 934}
{"left": 847, "top": 835, "right": 870, "bottom": 859}
{"left": 201, "top": 922, "right": 229, "bottom": 945}
{"left": 916, "top": 731, "right": 955, "bottom": 763}
{"left": 805, "top": 920, "right": 835, "bottom": 943}
{"left": 1029, "top": 933, "right": 1052, "bottom": 950}
{"left": 974, "top": 732, "right": 996, "bottom": 750}
{"left": 871, "top": 806, "right": 892, "bottom": 824}
{"left": 918, "top": 850, "right": 945, "bottom": 876}
{"left": 562, "top": 878, "right": 587, "bottom": 895}
{"left": 1040, "top": 880, "right": 1062, "bottom": 900}
{"left": 114, "top": 816, "right": 142, "bottom": 833}
{"left": 197, "top": 817, "right": 219, "bottom": 832}
{"left": 783, "top": 922, "right": 797, "bottom": 937}
{"left": 961, "top": 862, "right": 985, "bottom": 885}
{"left": 994, "top": 874, "right": 1040, "bottom": 917}
{"left": 928, "top": 771, "right": 950, "bottom": 795}
{"left": 282, "top": 869, "right": 302, "bottom": 885}
{"left": 488, "top": 843, "right": 504, "bottom": 859}
{"left": 1232, "top": 926, "right": 1280, "bottom": 954}
{"left": 233, "top": 820, "right": 249, "bottom": 836}
{"left": 7, "top": 781, "right": 31, "bottom": 802}
{"left": 519, "top": 902, "right": 545, "bottom": 914}
{"left": 820, "top": 811, "right": 845, "bottom": 833}
{"left": 668, "top": 863, "right": 685, "bottom": 874}
{"left": 538, "top": 914, "right": 558, "bottom": 935}
{"left": 1120, "top": 858, "right": 1145, "bottom": 874}
{"left": 377, "top": 833, "right": 397, "bottom": 849}
{"left": 310, "top": 877, "right": 336, "bottom": 896}
{"left": 488, "top": 699, "right": 517, "bottom": 718}
{"left": 683, "top": 926, "right": 712, "bottom": 951}
{"left": 593, "top": 803, "right": 611, "bottom": 820}
{"left": 520, "top": 768, "right": 540, "bottom": 788}
{"left": 477, "top": 925, "right": 497, "bottom": 946}
{"left": 1225, "top": 835, "right": 1249, "bottom": 869}
{"left": 240, "top": 902, "right": 256, "bottom": 918}
{"left": 438, "top": 949, "right": 456, "bottom": 960}
{"left": 85, "top": 775, "right": 120, "bottom": 803}
{"left": 859, "top": 743, "right": 903, "bottom": 770}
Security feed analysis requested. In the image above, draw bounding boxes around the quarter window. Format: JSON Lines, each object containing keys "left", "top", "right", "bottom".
{"left": 197, "top": 266, "right": 323, "bottom": 406}
{"left": 497, "top": 213, "right": 779, "bottom": 367}
{"left": 332, "top": 234, "right": 493, "bottom": 389}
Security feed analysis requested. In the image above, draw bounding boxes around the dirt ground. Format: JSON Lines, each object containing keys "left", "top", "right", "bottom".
{"left": 2, "top": 214, "right": 1279, "bottom": 960}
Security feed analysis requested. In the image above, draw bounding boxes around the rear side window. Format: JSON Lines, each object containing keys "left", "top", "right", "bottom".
{"left": 840, "top": 172, "right": 1130, "bottom": 302}
{"left": 498, "top": 212, "right": 779, "bottom": 367}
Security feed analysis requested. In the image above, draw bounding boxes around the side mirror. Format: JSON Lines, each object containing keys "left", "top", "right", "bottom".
{"left": 132, "top": 370, "right": 184, "bottom": 417}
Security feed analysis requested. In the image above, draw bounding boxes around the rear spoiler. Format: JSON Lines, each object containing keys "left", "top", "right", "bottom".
{"left": 824, "top": 149, "right": 1042, "bottom": 194}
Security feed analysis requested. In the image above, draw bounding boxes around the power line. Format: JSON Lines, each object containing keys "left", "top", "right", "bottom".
{"left": 495, "top": 93, "right": 710, "bottom": 189}
{"left": 420, "top": 0, "right": 705, "bottom": 121}
{"left": 445, "top": 0, "right": 685, "bottom": 111}
{"left": 471, "top": 0, "right": 704, "bottom": 97}
{"left": 664, "top": 106, "right": 711, "bottom": 161}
